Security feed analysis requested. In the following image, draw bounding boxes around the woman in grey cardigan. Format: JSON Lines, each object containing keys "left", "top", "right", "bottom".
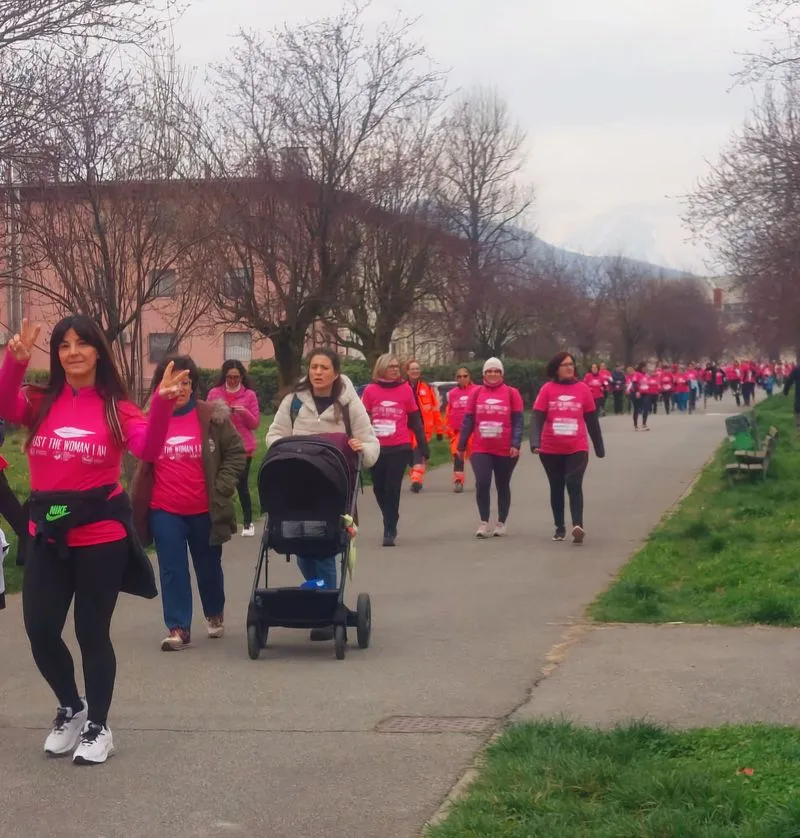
{"left": 267, "top": 348, "right": 379, "bottom": 638}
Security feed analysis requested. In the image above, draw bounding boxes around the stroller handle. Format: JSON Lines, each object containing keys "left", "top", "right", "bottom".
{"left": 350, "top": 451, "right": 363, "bottom": 518}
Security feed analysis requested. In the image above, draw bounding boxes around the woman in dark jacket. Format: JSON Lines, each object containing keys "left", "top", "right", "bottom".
{"left": 133, "top": 355, "right": 246, "bottom": 652}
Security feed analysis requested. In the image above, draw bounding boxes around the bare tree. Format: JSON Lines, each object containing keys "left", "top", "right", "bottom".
{"left": 685, "top": 79, "right": 800, "bottom": 354}
{"left": 197, "top": 3, "right": 444, "bottom": 387}
{"left": 10, "top": 46, "right": 212, "bottom": 392}
{"left": 434, "top": 87, "right": 534, "bottom": 356}
{"left": 602, "top": 257, "right": 650, "bottom": 365}
{"left": 741, "top": 0, "right": 800, "bottom": 79}
{"left": 329, "top": 104, "right": 463, "bottom": 365}
{"left": 642, "top": 277, "right": 724, "bottom": 362}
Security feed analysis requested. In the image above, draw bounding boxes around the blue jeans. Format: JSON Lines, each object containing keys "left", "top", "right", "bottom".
{"left": 297, "top": 555, "right": 337, "bottom": 591}
{"left": 149, "top": 509, "right": 225, "bottom": 631}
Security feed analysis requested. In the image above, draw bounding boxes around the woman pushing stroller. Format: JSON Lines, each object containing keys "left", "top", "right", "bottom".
{"left": 266, "top": 349, "right": 379, "bottom": 638}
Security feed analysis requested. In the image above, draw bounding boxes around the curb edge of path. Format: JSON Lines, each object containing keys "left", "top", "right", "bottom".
{"left": 419, "top": 439, "right": 724, "bottom": 835}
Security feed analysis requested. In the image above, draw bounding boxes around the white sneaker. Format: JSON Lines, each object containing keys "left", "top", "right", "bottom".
{"left": 206, "top": 615, "right": 224, "bottom": 639}
{"left": 476, "top": 522, "right": 492, "bottom": 538}
{"left": 73, "top": 722, "right": 115, "bottom": 765}
{"left": 493, "top": 522, "right": 507, "bottom": 537}
{"left": 44, "top": 701, "right": 88, "bottom": 756}
{"left": 242, "top": 524, "right": 255, "bottom": 537}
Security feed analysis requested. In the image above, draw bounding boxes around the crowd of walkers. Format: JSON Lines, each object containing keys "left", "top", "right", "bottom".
{"left": 0, "top": 311, "right": 795, "bottom": 768}
{"left": 580, "top": 359, "right": 790, "bottom": 431}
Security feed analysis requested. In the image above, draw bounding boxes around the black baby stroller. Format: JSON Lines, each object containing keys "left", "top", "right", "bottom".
{"left": 246, "top": 434, "right": 372, "bottom": 661}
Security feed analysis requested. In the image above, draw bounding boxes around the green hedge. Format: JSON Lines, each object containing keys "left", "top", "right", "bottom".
{"left": 204, "top": 358, "right": 547, "bottom": 409}
{"left": 25, "top": 358, "right": 549, "bottom": 412}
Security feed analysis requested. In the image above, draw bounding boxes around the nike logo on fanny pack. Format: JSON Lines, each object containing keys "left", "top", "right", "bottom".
{"left": 45, "top": 504, "right": 70, "bottom": 522}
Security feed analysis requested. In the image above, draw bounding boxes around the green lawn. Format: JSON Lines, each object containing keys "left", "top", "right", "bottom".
{"left": 590, "top": 394, "right": 800, "bottom": 626}
{"left": 427, "top": 720, "right": 800, "bottom": 838}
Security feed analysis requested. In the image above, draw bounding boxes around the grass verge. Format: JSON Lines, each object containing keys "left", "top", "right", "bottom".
{"left": 427, "top": 720, "right": 800, "bottom": 838}
{"left": 589, "top": 395, "right": 800, "bottom": 626}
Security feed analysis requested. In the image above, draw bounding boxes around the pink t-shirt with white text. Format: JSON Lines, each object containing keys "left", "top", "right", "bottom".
{"left": 466, "top": 384, "right": 524, "bottom": 456}
{"left": 446, "top": 384, "right": 478, "bottom": 433}
{"left": 534, "top": 381, "right": 596, "bottom": 455}
{"left": 0, "top": 355, "right": 173, "bottom": 547}
{"left": 150, "top": 408, "right": 209, "bottom": 516}
{"left": 361, "top": 381, "right": 419, "bottom": 447}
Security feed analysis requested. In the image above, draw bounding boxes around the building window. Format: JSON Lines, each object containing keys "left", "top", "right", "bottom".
{"left": 223, "top": 267, "right": 253, "bottom": 299}
{"left": 224, "top": 332, "right": 252, "bottom": 363}
{"left": 149, "top": 332, "right": 177, "bottom": 363}
{"left": 151, "top": 268, "right": 177, "bottom": 298}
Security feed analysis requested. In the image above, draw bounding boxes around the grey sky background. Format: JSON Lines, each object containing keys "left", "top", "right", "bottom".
{"left": 173, "top": 0, "right": 770, "bottom": 274}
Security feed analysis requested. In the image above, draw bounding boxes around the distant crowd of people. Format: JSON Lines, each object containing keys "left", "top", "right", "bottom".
{"left": 580, "top": 359, "right": 789, "bottom": 430}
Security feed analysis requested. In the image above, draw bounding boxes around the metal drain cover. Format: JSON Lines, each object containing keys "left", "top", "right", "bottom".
{"left": 376, "top": 716, "right": 497, "bottom": 734}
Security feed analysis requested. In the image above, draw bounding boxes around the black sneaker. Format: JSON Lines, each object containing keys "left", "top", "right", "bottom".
{"left": 410, "top": 482, "right": 422, "bottom": 494}
{"left": 553, "top": 528, "right": 566, "bottom": 542}
{"left": 382, "top": 533, "right": 395, "bottom": 547}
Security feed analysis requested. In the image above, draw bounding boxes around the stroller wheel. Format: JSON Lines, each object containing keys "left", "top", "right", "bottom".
{"left": 247, "top": 623, "right": 267, "bottom": 660}
{"left": 356, "top": 593, "right": 372, "bottom": 649}
{"left": 334, "top": 624, "right": 346, "bottom": 660}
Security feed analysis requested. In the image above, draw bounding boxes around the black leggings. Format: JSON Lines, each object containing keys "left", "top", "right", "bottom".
{"left": 470, "top": 453, "right": 518, "bottom": 523}
{"left": 22, "top": 538, "right": 128, "bottom": 726}
{"left": 371, "top": 446, "right": 411, "bottom": 535}
{"left": 539, "top": 451, "right": 589, "bottom": 529}
{"left": 632, "top": 395, "right": 651, "bottom": 428}
{"left": 237, "top": 456, "right": 253, "bottom": 526}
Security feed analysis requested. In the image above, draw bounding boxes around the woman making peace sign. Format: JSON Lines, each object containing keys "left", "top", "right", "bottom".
{"left": 0, "top": 316, "right": 186, "bottom": 766}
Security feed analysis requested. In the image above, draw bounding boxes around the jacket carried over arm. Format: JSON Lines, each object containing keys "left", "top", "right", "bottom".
{"left": 266, "top": 374, "right": 380, "bottom": 467}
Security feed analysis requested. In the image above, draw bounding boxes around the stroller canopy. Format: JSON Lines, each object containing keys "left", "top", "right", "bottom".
{"left": 259, "top": 434, "right": 356, "bottom": 521}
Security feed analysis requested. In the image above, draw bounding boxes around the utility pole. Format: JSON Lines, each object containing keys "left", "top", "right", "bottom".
{"left": 5, "top": 161, "right": 22, "bottom": 335}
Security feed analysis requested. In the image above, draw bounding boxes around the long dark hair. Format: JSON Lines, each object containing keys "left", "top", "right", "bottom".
{"left": 296, "top": 347, "right": 346, "bottom": 418}
{"left": 215, "top": 358, "right": 251, "bottom": 390}
{"left": 26, "top": 314, "right": 130, "bottom": 449}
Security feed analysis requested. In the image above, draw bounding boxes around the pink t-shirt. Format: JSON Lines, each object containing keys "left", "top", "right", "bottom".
{"left": 534, "top": 381, "right": 595, "bottom": 455}
{"left": 0, "top": 355, "right": 173, "bottom": 547}
{"left": 660, "top": 372, "right": 675, "bottom": 392}
{"left": 150, "top": 408, "right": 208, "bottom": 516}
{"left": 466, "top": 384, "right": 524, "bottom": 456}
{"left": 361, "top": 381, "right": 419, "bottom": 447}
{"left": 583, "top": 373, "right": 605, "bottom": 400}
{"left": 446, "top": 384, "right": 477, "bottom": 433}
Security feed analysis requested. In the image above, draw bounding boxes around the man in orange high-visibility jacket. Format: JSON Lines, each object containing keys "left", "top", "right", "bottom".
{"left": 405, "top": 360, "right": 445, "bottom": 493}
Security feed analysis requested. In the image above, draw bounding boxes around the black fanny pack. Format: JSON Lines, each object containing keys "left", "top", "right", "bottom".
{"left": 27, "top": 484, "right": 157, "bottom": 600}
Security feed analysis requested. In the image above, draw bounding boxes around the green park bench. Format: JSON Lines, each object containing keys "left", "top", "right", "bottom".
{"left": 725, "top": 425, "right": 779, "bottom": 484}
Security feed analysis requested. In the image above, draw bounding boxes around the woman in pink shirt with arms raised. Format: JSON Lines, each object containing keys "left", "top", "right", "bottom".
{"left": 0, "top": 316, "right": 186, "bottom": 765}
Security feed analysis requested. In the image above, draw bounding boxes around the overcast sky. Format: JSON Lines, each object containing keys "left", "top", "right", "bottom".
{"left": 173, "top": 0, "right": 769, "bottom": 273}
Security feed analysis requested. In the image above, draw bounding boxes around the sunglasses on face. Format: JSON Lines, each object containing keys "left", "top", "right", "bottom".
{"left": 456, "top": 374, "right": 469, "bottom": 379}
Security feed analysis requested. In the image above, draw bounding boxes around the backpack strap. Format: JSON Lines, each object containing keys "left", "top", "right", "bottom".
{"left": 342, "top": 402, "right": 353, "bottom": 439}
{"left": 289, "top": 395, "right": 302, "bottom": 427}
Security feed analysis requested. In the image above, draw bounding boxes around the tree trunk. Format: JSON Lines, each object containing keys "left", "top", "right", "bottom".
{"left": 271, "top": 328, "right": 305, "bottom": 400}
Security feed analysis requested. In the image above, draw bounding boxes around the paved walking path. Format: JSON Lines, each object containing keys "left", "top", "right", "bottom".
{"left": 0, "top": 403, "right": 740, "bottom": 838}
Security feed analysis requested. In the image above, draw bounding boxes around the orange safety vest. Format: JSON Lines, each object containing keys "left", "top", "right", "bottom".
{"left": 410, "top": 379, "right": 445, "bottom": 444}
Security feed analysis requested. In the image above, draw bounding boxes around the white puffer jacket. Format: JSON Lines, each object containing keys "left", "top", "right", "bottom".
{"left": 266, "top": 374, "right": 380, "bottom": 468}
